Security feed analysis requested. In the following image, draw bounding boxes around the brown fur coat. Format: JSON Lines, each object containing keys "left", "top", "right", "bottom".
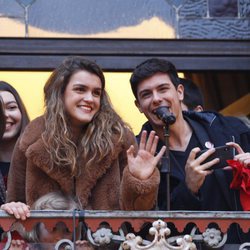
{"left": 7, "top": 116, "right": 160, "bottom": 210}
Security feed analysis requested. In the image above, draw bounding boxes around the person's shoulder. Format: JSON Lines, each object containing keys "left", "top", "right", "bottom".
{"left": 19, "top": 116, "right": 45, "bottom": 151}
{"left": 23, "top": 115, "right": 45, "bottom": 135}
{"left": 184, "top": 111, "right": 249, "bottom": 136}
{"left": 223, "top": 115, "right": 250, "bottom": 131}
{"left": 183, "top": 110, "right": 217, "bottom": 125}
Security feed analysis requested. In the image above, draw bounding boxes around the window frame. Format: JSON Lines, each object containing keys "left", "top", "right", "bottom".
{"left": 0, "top": 38, "right": 249, "bottom": 71}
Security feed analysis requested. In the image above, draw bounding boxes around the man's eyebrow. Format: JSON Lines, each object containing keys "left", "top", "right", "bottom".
{"left": 138, "top": 89, "right": 151, "bottom": 97}
{"left": 138, "top": 83, "right": 171, "bottom": 95}
{"left": 157, "top": 82, "right": 171, "bottom": 87}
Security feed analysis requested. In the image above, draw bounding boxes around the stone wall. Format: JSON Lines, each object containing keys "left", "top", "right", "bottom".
{"left": 0, "top": 0, "right": 249, "bottom": 39}
{"left": 177, "top": 0, "right": 250, "bottom": 38}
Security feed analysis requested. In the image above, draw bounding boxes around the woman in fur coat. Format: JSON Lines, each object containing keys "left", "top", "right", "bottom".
{"left": 1, "top": 56, "right": 165, "bottom": 220}
{"left": 0, "top": 81, "right": 30, "bottom": 206}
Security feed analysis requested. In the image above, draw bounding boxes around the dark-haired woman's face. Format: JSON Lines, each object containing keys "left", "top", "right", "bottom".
{"left": 0, "top": 91, "right": 22, "bottom": 141}
{"left": 63, "top": 70, "right": 102, "bottom": 132}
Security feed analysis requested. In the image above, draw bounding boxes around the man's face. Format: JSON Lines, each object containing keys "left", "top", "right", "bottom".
{"left": 135, "top": 72, "right": 184, "bottom": 127}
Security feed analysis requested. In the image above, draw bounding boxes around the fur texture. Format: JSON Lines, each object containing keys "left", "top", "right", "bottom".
{"left": 7, "top": 116, "right": 159, "bottom": 210}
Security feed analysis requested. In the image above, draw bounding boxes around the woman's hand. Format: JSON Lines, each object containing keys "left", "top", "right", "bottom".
{"left": 127, "top": 130, "right": 166, "bottom": 180}
{"left": 1, "top": 202, "right": 30, "bottom": 220}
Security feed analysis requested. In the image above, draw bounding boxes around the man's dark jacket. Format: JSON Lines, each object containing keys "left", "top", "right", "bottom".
{"left": 137, "top": 111, "right": 250, "bottom": 243}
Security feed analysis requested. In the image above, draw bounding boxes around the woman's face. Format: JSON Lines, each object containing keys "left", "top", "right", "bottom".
{"left": 0, "top": 91, "right": 22, "bottom": 141}
{"left": 63, "top": 70, "right": 102, "bottom": 131}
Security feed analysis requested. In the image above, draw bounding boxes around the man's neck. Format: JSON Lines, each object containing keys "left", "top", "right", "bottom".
{"left": 152, "top": 116, "right": 193, "bottom": 152}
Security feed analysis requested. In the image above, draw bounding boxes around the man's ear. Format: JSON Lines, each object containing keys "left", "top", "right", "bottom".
{"left": 135, "top": 99, "right": 143, "bottom": 113}
{"left": 177, "top": 84, "right": 184, "bottom": 101}
{"left": 194, "top": 105, "right": 204, "bottom": 112}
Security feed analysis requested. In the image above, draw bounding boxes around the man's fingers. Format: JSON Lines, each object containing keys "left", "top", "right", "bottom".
{"left": 189, "top": 147, "right": 203, "bottom": 161}
{"left": 226, "top": 142, "right": 244, "bottom": 154}
{"left": 200, "top": 158, "right": 219, "bottom": 171}
{"left": 195, "top": 148, "right": 216, "bottom": 165}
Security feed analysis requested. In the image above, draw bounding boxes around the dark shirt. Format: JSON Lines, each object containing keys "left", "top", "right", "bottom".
{"left": 0, "top": 161, "right": 10, "bottom": 205}
{"left": 0, "top": 161, "right": 10, "bottom": 188}
{"left": 158, "top": 132, "right": 202, "bottom": 210}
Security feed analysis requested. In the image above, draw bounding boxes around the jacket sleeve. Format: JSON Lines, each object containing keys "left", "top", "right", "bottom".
{"left": 6, "top": 137, "right": 27, "bottom": 203}
{"left": 118, "top": 130, "right": 160, "bottom": 210}
{"left": 120, "top": 166, "right": 160, "bottom": 210}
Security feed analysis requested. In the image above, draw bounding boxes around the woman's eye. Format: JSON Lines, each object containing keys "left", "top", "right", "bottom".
{"left": 93, "top": 90, "right": 101, "bottom": 97}
{"left": 74, "top": 87, "right": 85, "bottom": 92}
{"left": 7, "top": 105, "right": 18, "bottom": 110}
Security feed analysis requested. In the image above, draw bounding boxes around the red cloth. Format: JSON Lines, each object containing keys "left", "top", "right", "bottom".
{"left": 228, "top": 159, "right": 250, "bottom": 211}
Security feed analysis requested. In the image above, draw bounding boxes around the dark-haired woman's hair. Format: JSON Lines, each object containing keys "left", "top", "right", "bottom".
{"left": 42, "top": 56, "right": 131, "bottom": 175}
{"left": 0, "top": 96, "right": 5, "bottom": 141}
{"left": 0, "top": 81, "right": 30, "bottom": 135}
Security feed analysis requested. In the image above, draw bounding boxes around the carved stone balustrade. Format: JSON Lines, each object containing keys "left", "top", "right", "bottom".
{"left": 0, "top": 210, "right": 249, "bottom": 249}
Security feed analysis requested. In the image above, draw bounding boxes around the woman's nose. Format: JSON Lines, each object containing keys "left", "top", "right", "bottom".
{"left": 4, "top": 110, "right": 8, "bottom": 118}
{"left": 83, "top": 92, "right": 94, "bottom": 102}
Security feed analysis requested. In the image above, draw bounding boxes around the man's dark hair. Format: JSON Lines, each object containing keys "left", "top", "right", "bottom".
{"left": 180, "top": 78, "right": 204, "bottom": 110}
{"left": 130, "top": 58, "right": 180, "bottom": 99}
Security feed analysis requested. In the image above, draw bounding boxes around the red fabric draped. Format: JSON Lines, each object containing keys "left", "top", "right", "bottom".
{"left": 228, "top": 160, "right": 250, "bottom": 211}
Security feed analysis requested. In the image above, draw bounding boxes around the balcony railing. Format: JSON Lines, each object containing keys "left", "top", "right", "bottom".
{"left": 0, "top": 210, "right": 249, "bottom": 249}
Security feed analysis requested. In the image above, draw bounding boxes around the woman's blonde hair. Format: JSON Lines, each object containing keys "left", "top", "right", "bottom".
{"left": 23, "top": 191, "right": 81, "bottom": 244}
{"left": 31, "top": 191, "right": 82, "bottom": 210}
{"left": 42, "top": 56, "right": 130, "bottom": 175}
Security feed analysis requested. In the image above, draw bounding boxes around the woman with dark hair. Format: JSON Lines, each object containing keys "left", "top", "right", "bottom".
{"left": 0, "top": 81, "right": 30, "bottom": 205}
{"left": 2, "top": 56, "right": 165, "bottom": 219}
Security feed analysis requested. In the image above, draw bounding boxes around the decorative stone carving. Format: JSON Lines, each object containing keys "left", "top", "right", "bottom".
{"left": 54, "top": 239, "right": 74, "bottom": 250}
{"left": 240, "top": 242, "right": 250, "bottom": 250}
{"left": 92, "top": 227, "right": 113, "bottom": 245}
{"left": 202, "top": 228, "right": 222, "bottom": 247}
{"left": 122, "top": 219, "right": 197, "bottom": 250}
